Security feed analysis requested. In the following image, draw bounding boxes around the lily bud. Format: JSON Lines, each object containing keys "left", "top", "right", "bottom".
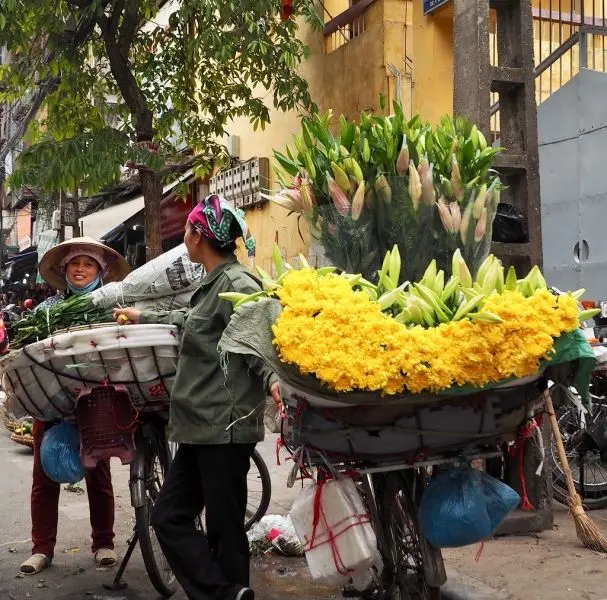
{"left": 449, "top": 201, "right": 461, "bottom": 232}
{"left": 375, "top": 174, "right": 392, "bottom": 204}
{"left": 331, "top": 162, "right": 352, "bottom": 193}
{"left": 396, "top": 138, "right": 409, "bottom": 176}
{"left": 474, "top": 207, "right": 488, "bottom": 242}
{"left": 421, "top": 162, "right": 435, "bottom": 207}
{"left": 327, "top": 173, "right": 351, "bottom": 216}
{"left": 299, "top": 183, "right": 315, "bottom": 215}
{"left": 437, "top": 197, "right": 454, "bottom": 232}
{"left": 270, "top": 193, "right": 299, "bottom": 213}
{"left": 408, "top": 160, "right": 422, "bottom": 211}
{"left": 472, "top": 184, "right": 488, "bottom": 219}
{"left": 344, "top": 157, "right": 364, "bottom": 185}
{"left": 417, "top": 155, "right": 430, "bottom": 180}
{"left": 351, "top": 180, "right": 366, "bottom": 221}
{"left": 452, "top": 248, "right": 473, "bottom": 288}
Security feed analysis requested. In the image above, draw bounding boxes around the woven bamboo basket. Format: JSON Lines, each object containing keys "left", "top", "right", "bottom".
{"left": 10, "top": 432, "right": 34, "bottom": 449}
{"left": 2, "top": 405, "right": 18, "bottom": 433}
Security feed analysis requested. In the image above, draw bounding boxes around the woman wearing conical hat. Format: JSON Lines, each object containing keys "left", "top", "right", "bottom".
{"left": 19, "top": 237, "right": 129, "bottom": 575}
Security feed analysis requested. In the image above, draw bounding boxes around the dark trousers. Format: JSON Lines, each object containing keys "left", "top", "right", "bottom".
{"left": 151, "top": 443, "right": 255, "bottom": 600}
{"left": 31, "top": 420, "right": 115, "bottom": 559}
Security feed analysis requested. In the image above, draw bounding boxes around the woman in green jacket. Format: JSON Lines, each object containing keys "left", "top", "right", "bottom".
{"left": 114, "top": 195, "right": 279, "bottom": 600}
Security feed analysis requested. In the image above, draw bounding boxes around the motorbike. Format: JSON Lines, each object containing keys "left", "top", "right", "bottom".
{"left": 1, "top": 304, "right": 22, "bottom": 336}
{"left": 550, "top": 297, "right": 607, "bottom": 509}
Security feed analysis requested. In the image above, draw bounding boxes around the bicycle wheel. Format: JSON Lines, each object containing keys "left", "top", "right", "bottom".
{"left": 134, "top": 428, "right": 178, "bottom": 598}
{"left": 551, "top": 403, "right": 607, "bottom": 510}
{"left": 378, "top": 471, "right": 444, "bottom": 600}
{"left": 192, "top": 447, "right": 271, "bottom": 533}
{"left": 245, "top": 448, "right": 271, "bottom": 530}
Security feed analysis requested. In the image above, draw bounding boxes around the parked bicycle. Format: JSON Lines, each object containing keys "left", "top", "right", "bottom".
{"left": 88, "top": 396, "right": 273, "bottom": 598}
{"left": 550, "top": 374, "right": 607, "bottom": 510}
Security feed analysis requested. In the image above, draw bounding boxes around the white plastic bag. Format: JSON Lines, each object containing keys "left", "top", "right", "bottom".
{"left": 289, "top": 477, "right": 379, "bottom": 584}
{"left": 91, "top": 244, "right": 203, "bottom": 308}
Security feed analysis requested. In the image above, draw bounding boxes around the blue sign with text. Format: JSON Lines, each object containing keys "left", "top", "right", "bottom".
{"left": 424, "top": 0, "right": 450, "bottom": 15}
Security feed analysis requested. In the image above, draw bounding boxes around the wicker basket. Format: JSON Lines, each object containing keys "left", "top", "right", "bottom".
{"left": 2, "top": 405, "right": 18, "bottom": 433}
{"left": 10, "top": 432, "right": 34, "bottom": 449}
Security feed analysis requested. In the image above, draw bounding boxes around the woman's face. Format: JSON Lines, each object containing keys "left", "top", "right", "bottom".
{"left": 184, "top": 222, "right": 204, "bottom": 263}
{"left": 66, "top": 255, "right": 101, "bottom": 289}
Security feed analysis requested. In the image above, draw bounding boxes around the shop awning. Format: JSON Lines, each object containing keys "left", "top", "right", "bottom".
{"left": 79, "top": 195, "right": 145, "bottom": 240}
{"left": 79, "top": 169, "right": 195, "bottom": 242}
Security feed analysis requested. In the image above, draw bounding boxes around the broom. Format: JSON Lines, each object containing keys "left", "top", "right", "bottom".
{"left": 544, "top": 390, "right": 607, "bottom": 552}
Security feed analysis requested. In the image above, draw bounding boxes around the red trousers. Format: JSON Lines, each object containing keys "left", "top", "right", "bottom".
{"left": 31, "top": 420, "right": 115, "bottom": 559}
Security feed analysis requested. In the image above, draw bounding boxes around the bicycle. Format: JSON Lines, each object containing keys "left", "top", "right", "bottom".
{"left": 77, "top": 387, "right": 272, "bottom": 598}
{"left": 1, "top": 321, "right": 272, "bottom": 597}
{"left": 293, "top": 449, "right": 502, "bottom": 600}
{"left": 550, "top": 383, "right": 607, "bottom": 510}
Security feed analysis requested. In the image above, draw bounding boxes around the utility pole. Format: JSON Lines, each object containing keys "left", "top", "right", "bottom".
{"left": 453, "top": 0, "right": 548, "bottom": 535}
{"left": 60, "top": 187, "right": 80, "bottom": 241}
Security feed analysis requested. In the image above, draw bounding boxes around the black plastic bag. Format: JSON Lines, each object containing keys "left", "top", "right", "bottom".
{"left": 492, "top": 203, "right": 527, "bottom": 244}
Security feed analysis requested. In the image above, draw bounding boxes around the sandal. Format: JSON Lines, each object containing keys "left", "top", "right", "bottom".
{"left": 95, "top": 548, "right": 117, "bottom": 567}
{"left": 20, "top": 554, "right": 51, "bottom": 575}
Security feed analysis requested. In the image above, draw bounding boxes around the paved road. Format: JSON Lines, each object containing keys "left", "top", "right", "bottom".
{"left": 0, "top": 429, "right": 338, "bottom": 600}
{"left": 4, "top": 426, "right": 603, "bottom": 600}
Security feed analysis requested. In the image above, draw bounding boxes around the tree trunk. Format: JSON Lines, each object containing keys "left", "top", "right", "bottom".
{"left": 139, "top": 168, "right": 164, "bottom": 260}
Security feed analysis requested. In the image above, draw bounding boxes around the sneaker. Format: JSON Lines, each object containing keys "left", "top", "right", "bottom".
{"left": 95, "top": 548, "right": 117, "bottom": 567}
{"left": 20, "top": 554, "right": 51, "bottom": 575}
{"left": 234, "top": 587, "right": 255, "bottom": 600}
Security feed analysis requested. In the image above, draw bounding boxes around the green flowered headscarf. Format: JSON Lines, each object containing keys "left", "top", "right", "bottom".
{"left": 187, "top": 194, "right": 255, "bottom": 252}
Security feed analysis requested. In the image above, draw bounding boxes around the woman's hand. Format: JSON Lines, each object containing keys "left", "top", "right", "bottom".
{"left": 270, "top": 381, "right": 282, "bottom": 406}
{"left": 113, "top": 307, "right": 141, "bottom": 325}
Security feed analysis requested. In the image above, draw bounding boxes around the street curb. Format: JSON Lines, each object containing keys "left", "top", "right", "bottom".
{"left": 441, "top": 569, "right": 516, "bottom": 600}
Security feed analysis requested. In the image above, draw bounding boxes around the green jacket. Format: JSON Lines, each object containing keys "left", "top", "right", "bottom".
{"left": 140, "top": 255, "right": 277, "bottom": 445}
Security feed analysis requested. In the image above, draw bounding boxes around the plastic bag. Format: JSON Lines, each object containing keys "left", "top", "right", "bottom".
{"left": 290, "top": 479, "right": 379, "bottom": 584}
{"left": 91, "top": 243, "right": 203, "bottom": 308}
{"left": 418, "top": 468, "right": 520, "bottom": 548}
{"left": 492, "top": 203, "right": 527, "bottom": 243}
{"left": 40, "top": 421, "right": 85, "bottom": 484}
{"left": 481, "top": 472, "right": 522, "bottom": 532}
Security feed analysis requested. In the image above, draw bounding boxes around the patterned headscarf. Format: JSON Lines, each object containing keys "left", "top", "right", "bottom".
{"left": 188, "top": 194, "right": 256, "bottom": 252}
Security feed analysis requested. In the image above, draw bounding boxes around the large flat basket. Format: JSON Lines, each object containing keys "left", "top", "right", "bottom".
{"left": 281, "top": 377, "right": 545, "bottom": 461}
{"left": 0, "top": 324, "right": 180, "bottom": 421}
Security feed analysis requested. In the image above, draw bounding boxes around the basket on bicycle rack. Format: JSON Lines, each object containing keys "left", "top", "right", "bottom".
{"left": 280, "top": 377, "right": 545, "bottom": 463}
{"left": 76, "top": 384, "right": 137, "bottom": 468}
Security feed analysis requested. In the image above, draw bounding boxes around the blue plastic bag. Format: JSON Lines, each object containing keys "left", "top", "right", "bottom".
{"left": 480, "top": 472, "right": 521, "bottom": 532}
{"left": 418, "top": 468, "right": 520, "bottom": 548}
{"left": 40, "top": 421, "right": 85, "bottom": 484}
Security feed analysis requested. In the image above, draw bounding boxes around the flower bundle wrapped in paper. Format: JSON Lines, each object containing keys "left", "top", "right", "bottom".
{"left": 219, "top": 247, "right": 598, "bottom": 401}
{"left": 269, "top": 101, "right": 502, "bottom": 283}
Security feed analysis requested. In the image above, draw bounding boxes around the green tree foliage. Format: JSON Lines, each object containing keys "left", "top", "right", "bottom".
{"left": 0, "top": 0, "right": 321, "bottom": 257}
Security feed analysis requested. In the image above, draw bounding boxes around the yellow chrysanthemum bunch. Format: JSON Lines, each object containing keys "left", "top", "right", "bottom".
{"left": 272, "top": 270, "right": 580, "bottom": 395}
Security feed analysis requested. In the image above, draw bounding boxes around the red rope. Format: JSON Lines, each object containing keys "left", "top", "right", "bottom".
{"left": 474, "top": 540, "right": 485, "bottom": 562}
{"left": 516, "top": 420, "right": 537, "bottom": 511}
{"left": 275, "top": 435, "right": 285, "bottom": 466}
{"left": 306, "top": 478, "right": 370, "bottom": 576}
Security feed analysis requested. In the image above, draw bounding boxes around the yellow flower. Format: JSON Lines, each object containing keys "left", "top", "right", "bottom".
{"left": 272, "top": 271, "right": 580, "bottom": 395}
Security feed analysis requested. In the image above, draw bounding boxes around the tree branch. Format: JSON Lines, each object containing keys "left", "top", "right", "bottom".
{"left": 118, "top": 1, "right": 140, "bottom": 58}
{"left": 108, "top": 0, "right": 126, "bottom": 38}
{"left": 98, "top": 16, "right": 153, "bottom": 140}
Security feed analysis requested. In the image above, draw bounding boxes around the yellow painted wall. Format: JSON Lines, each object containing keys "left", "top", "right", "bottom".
{"left": 410, "top": 1, "right": 454, "bottom": 124}
{"left": 227, "top": 1, "right": 411, "bottom": 271}
{"left": 225, "top": 0, "right": 605, "bottom": 268}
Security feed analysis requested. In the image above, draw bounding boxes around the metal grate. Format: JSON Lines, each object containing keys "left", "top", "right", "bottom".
{"left": 490, "top": 0, "right": 607, "bottom": 143}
